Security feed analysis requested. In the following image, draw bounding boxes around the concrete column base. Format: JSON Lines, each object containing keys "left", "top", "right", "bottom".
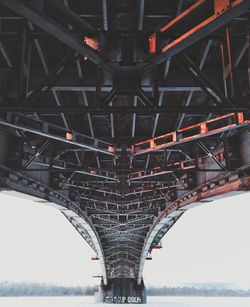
{"left": 101, "top": 278, "right": 146, "bottom": 304}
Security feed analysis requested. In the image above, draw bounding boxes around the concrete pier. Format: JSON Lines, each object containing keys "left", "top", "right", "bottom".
{"left": 101, "top": 278, "right": 146, "bottom": 304}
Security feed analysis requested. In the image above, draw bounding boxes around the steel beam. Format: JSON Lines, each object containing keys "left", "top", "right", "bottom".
{"left": 175, "top": 53, "right": 234, "bottom": 107}
{"left": 1, "top": 104, "right": 249, "bottom": 114}
{"left": 19, "top": 25, "right": 31, "bottom": 99}
{"left": 149, "top": 0, "right": 250, "bottom": 66}
{"left": 0, "top": 113, "right": 115, "bottom": 156}
{"left": 132, "top": 113, "right": 248, "bottom": 156}
{"left": 22, "top": 140, "right": 51, "bottom": 169}
{"left": 102, "top": 0, "right": 108, "bottom": 31}
{"left": 26, "top": 52, "right": 78, "bottom": 101}
{"left": 175, "top": 39, "right": 213, "bottom": 130}
{"left": 0, "top": 0, "right": 109, "bottom": 68}
{"left": 197, "top": 140, "right": 228, "bottom": 172}
{"left": 48, "top": 0, "right": 96, "bottom": 35}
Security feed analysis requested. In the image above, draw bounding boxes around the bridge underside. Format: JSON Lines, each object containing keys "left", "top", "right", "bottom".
{"left": 0, "top": 0, "right": 250, "bottom": 303}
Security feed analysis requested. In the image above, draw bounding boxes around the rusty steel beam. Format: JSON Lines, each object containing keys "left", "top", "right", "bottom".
{"left": 132, "top": 113, "right": 248, "bottom": 156}
{"left": 148, "top": 0, "right": 250, "bottom": 66}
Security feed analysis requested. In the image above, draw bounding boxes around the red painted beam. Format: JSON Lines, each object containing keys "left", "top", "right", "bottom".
{"left": 132, "top": 113, "right": 249, "bottom": 156}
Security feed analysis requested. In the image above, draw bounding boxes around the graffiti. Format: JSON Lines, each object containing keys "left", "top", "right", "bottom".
{"left": 104, "top": 295, "right": 142, "bottom": 304}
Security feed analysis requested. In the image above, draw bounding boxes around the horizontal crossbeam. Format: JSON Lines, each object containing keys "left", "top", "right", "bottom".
{"left": 132, "top": 113, "right": 249, "bottom": 156}
{"left": 0, "top": 113, "right": 115, "bottom": 156}
{"left": 0, "top": 105, "right": 249, "bottom": 114}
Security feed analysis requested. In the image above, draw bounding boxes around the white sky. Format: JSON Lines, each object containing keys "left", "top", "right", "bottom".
{"left": 0, "top": 191, "right": 249, "bottom": 289}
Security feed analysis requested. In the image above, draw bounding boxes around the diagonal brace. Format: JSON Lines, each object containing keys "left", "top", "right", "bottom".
{"left": 197, "top": 140, "right": 228, "bottom": 172}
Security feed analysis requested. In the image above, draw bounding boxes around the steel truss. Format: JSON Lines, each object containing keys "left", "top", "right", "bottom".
{"left": 0, "top": 113, "right": 115, "bottom": 155}
{"left": 148, "top": 0, "right": 250, "bottom": 66}
{"left": 132, "top": 113, "right": 248, "bottom": 155}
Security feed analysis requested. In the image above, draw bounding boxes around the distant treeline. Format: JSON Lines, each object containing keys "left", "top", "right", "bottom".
{"left": 0, "top": 282, "right": 250, "bottom": 297}
{"left": 0, "top": 282, "right": 97, "bottom": 297}
{"left": 147, "top": 286, "right": 250, "bottom": 297}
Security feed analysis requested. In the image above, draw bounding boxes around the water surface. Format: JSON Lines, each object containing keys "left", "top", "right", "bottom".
{"left": 0, "top": 296, "right": 250, "bottom": 306}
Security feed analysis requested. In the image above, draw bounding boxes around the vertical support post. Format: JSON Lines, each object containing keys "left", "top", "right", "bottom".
{"left": 248, "top": 33, "right": 250, "bottom": 89}
{"left": 220, "top": 27, "right": 235, "bottom": 100}
{"left": 240, "top": 130, "right": 250, "bottom": 166}
{"left": 152, "top": 66, "right": 159, "bottom": 106}
{"left": 223, "top": 137, "right": 232, "bottom": 171}
{"left": 19, "top": 25, "right": 31, "bottom": 99}
{"left": 121, "top": 34, "right": 134, "bottom": 66}
{"left": 96, "top": 65, "right": 102, "bottom": 109}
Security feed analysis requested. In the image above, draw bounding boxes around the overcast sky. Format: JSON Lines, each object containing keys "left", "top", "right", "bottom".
{"left": 0, "top": 191, "right": 249, "bottom": 289}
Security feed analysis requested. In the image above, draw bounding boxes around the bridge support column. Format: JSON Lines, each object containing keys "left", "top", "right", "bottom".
{"left": 100, "top": 278, "right": 146, "bottom": 304}
{"left": 240, "top": 130, "right": 250, "bottom": 165}
{"left": 0, "top": 131, "right": 8, "bottom": 165}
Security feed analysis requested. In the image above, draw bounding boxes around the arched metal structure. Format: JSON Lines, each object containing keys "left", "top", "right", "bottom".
{"left": 0, "top": 0, "right": 250, "bottom": 303}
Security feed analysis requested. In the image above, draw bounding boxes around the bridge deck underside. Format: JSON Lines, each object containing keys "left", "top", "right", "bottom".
{"left": 0, "top": 0, "right": 250, "bottom": 286}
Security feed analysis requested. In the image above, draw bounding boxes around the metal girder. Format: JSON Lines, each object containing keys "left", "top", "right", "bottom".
{"left": 129, "top": 153, "right": 228, "bottom": 182}
{"left": 87, "top": 208, "right": 158, "bottom": 216}
{"left": 27, "top": 161, "right": 118, "bottom": 181}
{"left": 19, "top": 25, "right": 31, "bottom": 99}
{"left": 0, "top": 0, "right": 109, "bottom": 68}
{"left": 136, "top": 88, "right": 154, "bottom": 107}
{"left": 108, "top": 258, "right": 137, "bottom": 266}
{"left": 67, "top": 183, "right": 121, "bottom": 196}
{"left": 174, "top": 53, "right": 234, "bottom": 107}
{"left": 51, "top": 85, "right": 217, "bottom": 92}
{"left": 110, "top": 238, "right": 144, "bottom": 245}
{"left": 221, "top": 28, "right": 235, "bottom": 100}
{"left": 176, "top": 39, "right": 213, "bottom": 130}
{"left": 22, "top": 140, "right": 51, "bottom": 169}
{"left": 146, "top": 1, "right": 187, "bottom": 168}
{"left": 29, "top": 168, "right": 113, "bottom": 183}
{"left": 92, "top": 216, "right": 121, "bottom": 225}
{"left": 197, "top": 140, "right": 228, "bottom": 171}
{"left": 105, "top": 252, "right": 140, "bottom": 261}
{"left": 233, "top": 34, "right": 249, "bottom": 68}
{"left": 96, "top": 222, "right": 151, "bottom": 231}
{"left": 27, "top": 20, "right": 71, "bottom": 130}
{"left": 102, "top": 0, "right": 108, "bottom": 31}
{"left": 103, "top": 88, "right": 118, "bottom": 106}
{"left": 1, "top": 104, "right": 249, "bottom": 114}
{"left": 100, "top": 231, "right": 146, "bottom": 239}
{"left": 26, "top": 52, "right": 78, "bottom": 101}
{"left": 148, "top": 0, "right": 250, "bottom": 66}
{"left": 0, "top": 41, "right": 13, "bottom": 68}
{"left": 0, "top": 113, "right": 115, "bottom": 156}
{"left": 104, "top": 245, "right": 141, "bottom": 253}
{"left": 138, "top": 0, "right": 145, "bottom": 31}
{"left": 132, "top": 113, "right": 248, "bottom": 156}
{"left": 69, "top": 180, "right": 178, "bottom": 198}
{"left": 48, "top": 0, "right": 96, "bottom": 35}
{"left": 81, "top": 193, "right": 167, "bottom": 206}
